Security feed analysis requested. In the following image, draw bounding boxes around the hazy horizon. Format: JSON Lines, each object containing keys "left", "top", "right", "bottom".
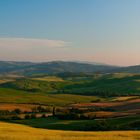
{"left": 0, "top": 0, "right": 140, "bottom": 66}
{"left": 0, "top": 58, "right": 139, "bottom": 67}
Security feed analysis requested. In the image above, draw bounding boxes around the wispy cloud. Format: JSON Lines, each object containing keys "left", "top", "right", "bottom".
{"left": 0, "top": 37, "right": 70, "bottom": 50}
{"left": 0, "top": 37, "right": 71, "bottom": 61}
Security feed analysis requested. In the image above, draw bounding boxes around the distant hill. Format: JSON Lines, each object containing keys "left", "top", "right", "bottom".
{"left": 0, "top": 61, "right": 119, "bottom": 76}
{"left": 0, "top": 61, "right": 35, "bottom": 74}
{"left": 115, "top": 65, "right": 140, "bottom": 73}
{"left": 0, "top": 60, "right": 140, "bottom": 76}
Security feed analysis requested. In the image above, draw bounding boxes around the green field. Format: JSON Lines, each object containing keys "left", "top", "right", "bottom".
{"left": 1, "top": 73, "right": 140, "bottom": 97}
{"left": 0, "top": 73, "right": 140, "bottom": 133}
{"left": 1, "top": 72, "right": 140, "bottom": 106}
{"left": 0, "top": 87, "right": 103, "bottom": 105}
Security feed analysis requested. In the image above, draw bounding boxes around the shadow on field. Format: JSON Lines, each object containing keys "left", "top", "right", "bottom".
{"left": 4, "top": 115, "right": 140, "bottom": 131}
{"left": 4, "top": 117, "right": 97, "bottom": 131}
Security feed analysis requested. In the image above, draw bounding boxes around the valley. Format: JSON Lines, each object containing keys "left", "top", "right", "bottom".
{"left": 0, "top": 61, "right": 140, "bottom": 139}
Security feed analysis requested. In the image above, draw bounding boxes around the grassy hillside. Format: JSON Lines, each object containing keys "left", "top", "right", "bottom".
{"left": 0, "top": 121, "right": 140, "bottom": 140}
{"left": 59, "top": 73, "right": 140, "bottom": 96}
{"left": 0, "top": 87, "right": 102, "bottom": 105}
{"left": 2, "top": 73, "right": 140, "bottom": 97}
{"left": 0, "top": 78, "right": 64, "bottom": 92}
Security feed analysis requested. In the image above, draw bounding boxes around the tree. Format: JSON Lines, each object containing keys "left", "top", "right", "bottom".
{"left": 30, "top": 114, "right": 36, "bottom": 119}
{"left": 25, "top": 114, "right": 30, "bottom": 119}
{"left": 52, "top": 106, "right": 56, "bottom": 116}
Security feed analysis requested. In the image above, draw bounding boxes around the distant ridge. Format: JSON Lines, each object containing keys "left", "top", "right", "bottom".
{"left": 0, "top": 60, "right": 140, "bottom": 76}
{"left": 0, "top": 60, "right": 118, "bottom": 75}
{"left": 70, "top": 60, "right": 111, "bottom": 66}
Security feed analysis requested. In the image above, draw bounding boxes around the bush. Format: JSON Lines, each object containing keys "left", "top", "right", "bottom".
{"left": 30, "top": 114, "right": 36, "bottom": 119}
{"left": 11, "top": 109, "right": 21, "bottom": 114}
{"left": 24, "top": 114, "right": 30, "bottom": 119}
{"left": 41, "top": 114, "right": 46, "bottom": 118}
{"left": 11, "top": 115, "right": 21, "bottom": 120}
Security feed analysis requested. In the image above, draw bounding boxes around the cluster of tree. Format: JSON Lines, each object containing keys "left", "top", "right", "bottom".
{"left": 56, "top": 72, "right": 97, "bottom": 78}
{"left": 0, "top": 109, "right": 21, "bottom": 116}
{"left": 56, "top": 113, "right": 97, "bottom": 120}
{"left": 31, "top": 106, "right": 52, "bottom": 113}
{"left": 24, "top": 113, "right": 46, "bottom": 119}
{"left": 0, "top": 109, "right": 22, "bottom": 120}
{"left": 54, "top": 107, "right": 114, "bottom": 120}
{"left": 58, "top": 89, "right": 123, "bottom": 97}
{"left": 68, "top": 107, "right": 114, "bottom": 114}
{"left": 0, "top": 105, "right": 53, "bottom": 120}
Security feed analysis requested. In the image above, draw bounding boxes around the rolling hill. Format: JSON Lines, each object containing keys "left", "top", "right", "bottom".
{"left": 1, "top": 60, "right": 140, "bottom": 76}
{"left": 0, "top": 61, "right": 119, "bottom": 76}
{"left": 1, "top": 121, "right": 140, "bottom": 140}
{"left": 1, "top": 73, "right": 140, "bottom": 97}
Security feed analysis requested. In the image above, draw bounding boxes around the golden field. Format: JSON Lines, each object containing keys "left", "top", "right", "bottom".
{"left": 0, "top": 121, "right": 140, "bottom": 140}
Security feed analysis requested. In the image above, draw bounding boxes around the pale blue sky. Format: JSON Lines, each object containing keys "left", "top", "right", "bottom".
{"left": 0, "top": 0, "right": 140, "bottom": 66}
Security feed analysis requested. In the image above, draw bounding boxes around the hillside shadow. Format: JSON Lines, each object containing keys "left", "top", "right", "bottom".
{"left": 4, "top": 117, "right": 96, "bottom": 131}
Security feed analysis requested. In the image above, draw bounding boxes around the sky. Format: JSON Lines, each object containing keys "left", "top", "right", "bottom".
{"left": 0, "top": 0, "right": 140, "bottom": 66}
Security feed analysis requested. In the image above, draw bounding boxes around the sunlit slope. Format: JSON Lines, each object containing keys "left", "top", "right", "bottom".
{"left": 60, "top": 73, "right": 140, "bottom": 96}
{"left": 0, "top": 121, "right": 140, "bottom": 140}
{"left": 0, "top": 88, "right": 101, "bottom": 105}
{"left": 2, "top": 73, "right": 140, "bottom": 96}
